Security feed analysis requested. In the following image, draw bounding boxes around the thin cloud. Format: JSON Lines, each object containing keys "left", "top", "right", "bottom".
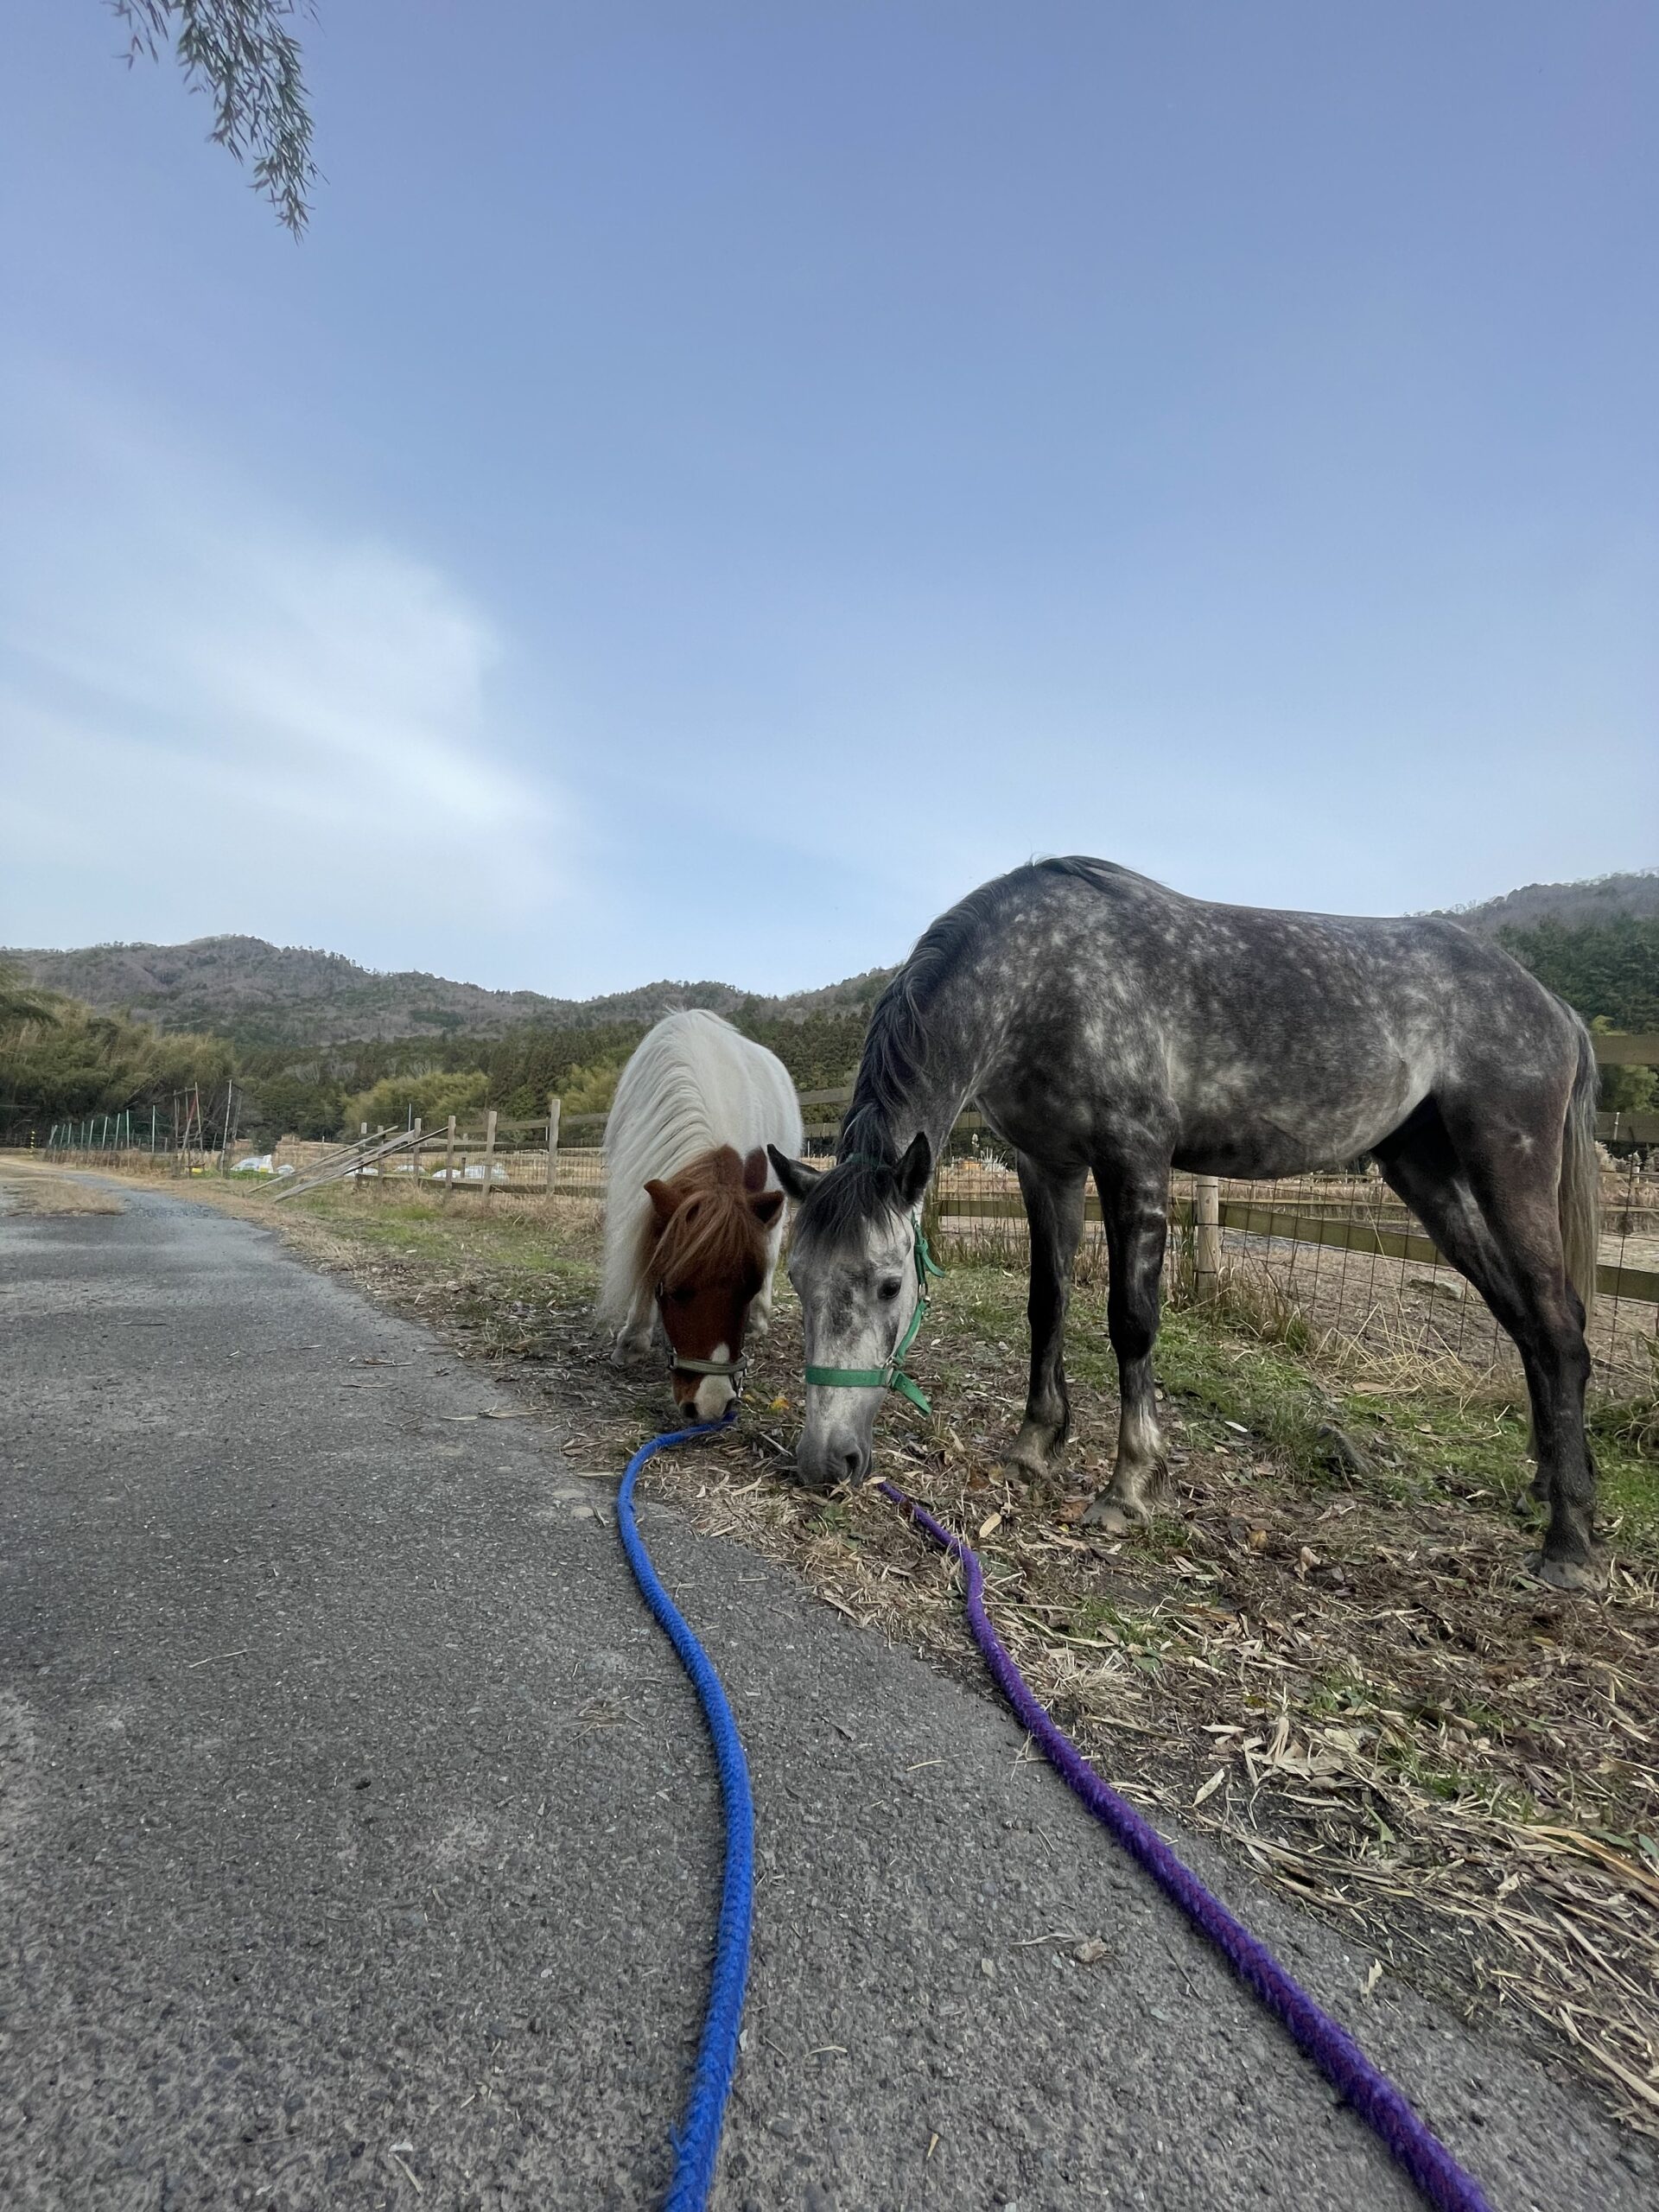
{"left": 0, "top": 410, "right": 569, "bottom": 963}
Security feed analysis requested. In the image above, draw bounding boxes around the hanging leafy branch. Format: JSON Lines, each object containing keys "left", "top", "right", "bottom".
{"left": 110, "top": 0, "right": 318, "bottom": 235}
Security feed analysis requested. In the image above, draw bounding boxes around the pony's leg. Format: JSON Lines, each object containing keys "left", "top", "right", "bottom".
{"left": 609, "top": 1277, "right": 659, "bottom": 1366}
{"left": 1382, "top": 1104, "right": 1601, "bottom": 1592}
{"left": 751, "top": 1217, "right": 785, "bottom": 1338}
{"left": 1083, "top": 1160, "right": 1172, "bottom": 1533}
{"left": 1005, "top": 1157, "right": 1088, "bottom": 1480}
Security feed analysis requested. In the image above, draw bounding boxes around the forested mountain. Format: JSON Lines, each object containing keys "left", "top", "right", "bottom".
{"left": 1430, "top": 869, "right": 1659, "bottom": 937}
{"left": 1, "top": 934, "right": 892, "bottom": 1047}
{"left": 5, "top": 869, "right": 1655, "bottom": 1141}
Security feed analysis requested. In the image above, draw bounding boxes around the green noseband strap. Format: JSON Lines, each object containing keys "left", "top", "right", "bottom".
{"left": 804, "top": 1212, "right": 943, "bottom": 1415}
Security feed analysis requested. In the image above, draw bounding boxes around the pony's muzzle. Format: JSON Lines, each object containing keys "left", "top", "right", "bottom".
{"left": 680, "top": 1370, "right": 737, "bottom": 1423}
{"left": 670, "top": 1346, "right": 744, "bottom": 1426}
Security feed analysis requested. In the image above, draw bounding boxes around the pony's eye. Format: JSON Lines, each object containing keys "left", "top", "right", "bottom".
{"left": 878, "top": 1276, "right": 904, "bottom": 1300}
{"left": 671, "top": 1287, "right": 695, "bottom": 1306}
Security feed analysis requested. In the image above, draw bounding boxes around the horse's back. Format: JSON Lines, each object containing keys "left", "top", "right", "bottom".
{"left": 972, "top": 861, "right": 1586, "bottom": 1173}
{"left": 611, "top": 1010, "right": 801, "bottom": 1168}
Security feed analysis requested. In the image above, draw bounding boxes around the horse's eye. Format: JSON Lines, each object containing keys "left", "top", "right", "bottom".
{"left": 671, "top": 1287, "right": 695, "bottom": 1307}
{"left": 878, "top": 1276, "right": 904, "bottom": 1300}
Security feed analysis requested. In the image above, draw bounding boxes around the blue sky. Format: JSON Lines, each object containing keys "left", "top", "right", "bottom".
{"left": 2, "top": 3, "right": 1654, "bottom": 996}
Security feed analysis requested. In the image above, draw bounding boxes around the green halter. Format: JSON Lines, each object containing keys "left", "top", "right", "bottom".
{"left": 803, "top": 1163, "right": 944, "bottom": 1414}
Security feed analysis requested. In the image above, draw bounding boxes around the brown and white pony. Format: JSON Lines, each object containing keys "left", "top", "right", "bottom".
{"left": 597, "top": 1011, "right": 804, "bottom": 1420}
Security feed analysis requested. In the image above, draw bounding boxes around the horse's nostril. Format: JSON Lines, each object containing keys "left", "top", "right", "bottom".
{"left": 838, "top": 1444, "right": 863, "bottom": 1485}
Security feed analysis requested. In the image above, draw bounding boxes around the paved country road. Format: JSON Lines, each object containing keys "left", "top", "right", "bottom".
{"left": 0, "top": 1180, "right": 1649, "bottom": 2211}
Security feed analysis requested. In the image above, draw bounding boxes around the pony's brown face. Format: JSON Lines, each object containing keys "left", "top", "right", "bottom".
{"left": 645, "top": 1147, "right": 785, "bottom": 1421}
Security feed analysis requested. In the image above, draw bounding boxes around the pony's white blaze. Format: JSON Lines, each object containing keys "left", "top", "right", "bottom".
{"left": 691, "top": 1347, "right": 734, "bottom": 1422}
{"left": 597, "top": 1009, "right": 804, "bottom": 1356}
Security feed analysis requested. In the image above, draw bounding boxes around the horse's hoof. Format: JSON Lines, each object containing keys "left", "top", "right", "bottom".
{"left": 1004, "top": 1422, "right": 1065, "bottom": 1482}
{"left": 1535, "top": 1549, "right": 1606, "bottom": 1594}
{"left": 1081, "top": 1491, "right": 1147, "bottom": 1535}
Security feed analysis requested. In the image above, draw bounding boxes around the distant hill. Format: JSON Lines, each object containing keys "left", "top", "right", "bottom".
{"left": 9, "top": 868, "right": 1652, "bottom": 1048}
{"left": 1427, "top": 869, "right": 1659, "bottom": 938}
{"left": 0, "top": 933, "right": 893, "bottom": 1047}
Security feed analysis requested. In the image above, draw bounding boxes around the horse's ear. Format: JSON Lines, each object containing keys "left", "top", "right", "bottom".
{"left": 896, "top": 1131, "right": 932, "bottom": 1209}
{"left": 766, "top": 1145, "right": 819, "bottom": 1204}
{"left": 748, "top": 1188, "right": 785, "bottom": 1229}
{"left": 741, "top": 1146, "right": 769, "bottom": 1193}
{"left": 645, "top": 1179, "right": 680, "bottom": 1228}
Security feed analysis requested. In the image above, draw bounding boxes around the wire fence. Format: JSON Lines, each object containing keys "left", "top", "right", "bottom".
{"left": 31, "top": 1072, "right": 1659, "bottom": 1399}
{"left": 924, "top": 1149, "right": 1658, "bottom": 1399}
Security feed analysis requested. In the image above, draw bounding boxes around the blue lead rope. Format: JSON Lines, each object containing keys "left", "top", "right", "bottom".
{"left": 615, "top": 1411, "right": 753, "bottom": 2211}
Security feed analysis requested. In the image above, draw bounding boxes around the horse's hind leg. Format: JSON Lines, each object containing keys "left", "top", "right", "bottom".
{"left": 1005, "top": 1157, "right": 1087, "bottom": 1481}
{"left": 1380, "top": 1103, "right": 1601, "bottom": 1592}
{"left": 1083, "top": 1160, "right": 1172, "bottom": 1534}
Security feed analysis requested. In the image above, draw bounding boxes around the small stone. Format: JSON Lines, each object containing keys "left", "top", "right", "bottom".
{"left": 768, "top": 2115, "right": 797, "bottom": 2139}
{"left": 979, "top": 1956, "right": 996, "bottom": 1979}
{"left": 1073, "top": 1938, "right": 1110, "bottom": 1966}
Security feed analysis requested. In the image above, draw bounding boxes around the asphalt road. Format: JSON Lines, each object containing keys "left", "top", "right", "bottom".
{"left": 1, "top": 1180, "right": 1649, "bottom": 2211}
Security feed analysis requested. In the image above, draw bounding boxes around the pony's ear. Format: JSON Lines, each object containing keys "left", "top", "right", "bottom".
{"left": 748, "top": 1188, "right": 785, "bottom": 1230}
{"left": 741, "top": 1145, "right": 768, "bottom": 1193}
{"left": 766, "top": 1145, "right": 819, "bottom": 1204}
{"left": 644, "top": 1179, "right": 680, "bottom": 1228}
{"left": 896, "top": 1131, "right": 932, "bottom": 1210}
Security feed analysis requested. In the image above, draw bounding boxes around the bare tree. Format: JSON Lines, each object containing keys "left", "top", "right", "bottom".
{"left": 111, "top": 1, "right": 318, "bottom": 234}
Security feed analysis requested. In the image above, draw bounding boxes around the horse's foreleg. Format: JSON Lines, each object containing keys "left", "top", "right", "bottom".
{"left": 1004, "top": 1157, "right": 1088, "bottom": 1481}
{"left": 1083, "top": 1167, "right": 1172, "bottom": 1533}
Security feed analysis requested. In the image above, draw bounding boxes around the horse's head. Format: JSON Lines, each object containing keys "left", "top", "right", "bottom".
{"left": 766, "top": 1134, "right": 933, "bottom": 1489}
{"left": 645, "top": 1146, "right": 784, "bottom": 1423}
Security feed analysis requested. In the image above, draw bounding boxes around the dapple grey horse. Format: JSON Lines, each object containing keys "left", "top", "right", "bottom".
{"left": 770, "top": 859, "right": 1603, "bottom": 1591}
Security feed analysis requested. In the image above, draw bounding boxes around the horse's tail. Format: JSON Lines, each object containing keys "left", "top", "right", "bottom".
{"left": 1559, "top": 1020, "right": 1600, "bottom": 1326}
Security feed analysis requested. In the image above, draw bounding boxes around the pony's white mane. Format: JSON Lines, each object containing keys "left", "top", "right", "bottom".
{"left": 596, "top": 1010, "right": 804, "bottom": 1329}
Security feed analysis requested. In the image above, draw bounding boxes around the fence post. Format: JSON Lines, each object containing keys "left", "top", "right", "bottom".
{"left": 482, "top": 1108, "right": 498, "bottom": 1211}
{"left": 545, "top": 1094, "right": 561, "bottom": 1193}
{"left": 411, "top": 1117, "right": 423, "bottom": 1195}
{"left": 1194, "top": 1175, "right": 1222, "bottom": 1300}
{"left": 444, "top": 1114, "right": 456, "bottom": 1207}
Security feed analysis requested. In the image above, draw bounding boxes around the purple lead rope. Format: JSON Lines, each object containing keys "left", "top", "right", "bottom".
{"left": 880, "top": 1482, "right": 1498, "bottom": 2212}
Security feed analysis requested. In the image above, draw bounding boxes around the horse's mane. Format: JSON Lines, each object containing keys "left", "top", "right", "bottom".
{"left": 841, "top": 875, "right": 1007, "bottom": 1153}
{"left": 801, "top": 858, "right": 1150, "bottom": 1253}
{"left": 799, "top": 869, "right": 1022, "bottom": 1250}
{"left": 645, "top": 1146, "right": 769, "bottom": 1292}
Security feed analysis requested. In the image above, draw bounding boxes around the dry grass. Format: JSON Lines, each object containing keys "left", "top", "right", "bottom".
{"left": 84, "top": 1169, "right": 1659, "bottom": 2141}
{"left": 0, "top": 1166, "right": 125, "bottom": 1216}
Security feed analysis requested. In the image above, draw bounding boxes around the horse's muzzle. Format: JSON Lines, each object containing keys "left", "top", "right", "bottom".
{"left": 793, "top": 1425, "right": 870, "bottom": 1492}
